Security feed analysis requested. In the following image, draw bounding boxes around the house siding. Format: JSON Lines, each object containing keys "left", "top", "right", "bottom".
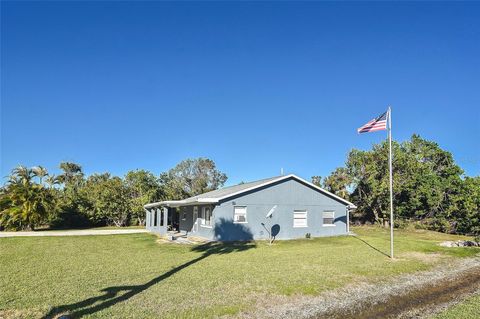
{"left": 192, "top": 205, "right": 216, "bottom": 239}
{"left": 146, "top": 177, "right": 350, "bottom": 241}
{"left": 208, "top": 177, "right": 348, "bottom": 241}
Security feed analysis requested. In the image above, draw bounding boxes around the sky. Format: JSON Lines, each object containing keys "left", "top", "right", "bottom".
{"left": 1, "top": 1, "right": 479, "bottom": 185}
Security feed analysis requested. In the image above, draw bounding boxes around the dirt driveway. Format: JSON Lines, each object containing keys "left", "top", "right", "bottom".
{"left": 0, "top": 228, "right": 148, "bottom": 238}
{"left": 237, "top": 255, "right": 480, "bottom": 319}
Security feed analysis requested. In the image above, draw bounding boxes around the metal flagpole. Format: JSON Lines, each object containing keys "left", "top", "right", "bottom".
{"left": 388, "top": 106, "right": 394, "bottom": 259}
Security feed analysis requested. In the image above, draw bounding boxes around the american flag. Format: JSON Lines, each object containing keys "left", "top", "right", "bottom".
{"left": 357, "top": 110, "right": 388, "bottom": 133}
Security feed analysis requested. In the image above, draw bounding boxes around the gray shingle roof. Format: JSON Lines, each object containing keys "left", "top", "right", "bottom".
{"left": 144, "top": 174, "right": 356, "bottom": 209}
{"left": 181, "top": 175, "right": 282, "bottom": 203}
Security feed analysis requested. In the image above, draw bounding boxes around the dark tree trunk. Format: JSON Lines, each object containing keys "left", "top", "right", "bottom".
{"left": 383, "top": 219, "right": 390, "bottom": 228}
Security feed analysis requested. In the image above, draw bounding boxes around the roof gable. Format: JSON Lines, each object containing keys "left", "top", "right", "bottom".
{"left": 144, "top": 174, "right": 356, "bottom": 209}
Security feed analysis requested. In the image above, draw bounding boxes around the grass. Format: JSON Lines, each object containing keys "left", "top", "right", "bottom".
{"left": 432, "top": 293, "right": 480, "bottom": 319}
{"left": 0, "top": 226, "right": 478, "bottom": 319}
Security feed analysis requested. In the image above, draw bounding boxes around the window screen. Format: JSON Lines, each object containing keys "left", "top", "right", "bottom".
{"left": 203, "top": 207, "right": 212, "bottom": 226}
{"left": 234, "top": 206, "right": 247, "bottom": 223}
{"left": 293, "top": 210, "right": 308, "bottom": 227}
{"left": 323, "top": 211, "right": 335, "bottom": 225}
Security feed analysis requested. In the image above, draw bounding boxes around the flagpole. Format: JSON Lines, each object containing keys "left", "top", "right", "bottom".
{"left": 388, "top": 106, "right": 394, "bottom": 259}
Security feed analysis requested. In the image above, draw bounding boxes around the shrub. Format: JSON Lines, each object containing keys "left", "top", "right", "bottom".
{"left": 413, "top": 221, "right": 429, "bottom": 230}
{"left": 394, "top": 219, "right": 408, "bottom": 229}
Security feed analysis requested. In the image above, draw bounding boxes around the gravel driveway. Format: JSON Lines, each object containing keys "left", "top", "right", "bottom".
{"left": 237, "top": 255, "right": 480, "bottom": 319}
{"left": 0, "top": 228, "right": 148, "bottom": 237}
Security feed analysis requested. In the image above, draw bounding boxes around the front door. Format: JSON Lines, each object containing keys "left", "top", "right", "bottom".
{"left": 192, "top": 206, "right": 198, "bottom": 232}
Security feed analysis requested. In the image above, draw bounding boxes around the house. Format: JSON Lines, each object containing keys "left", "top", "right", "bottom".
{"left": 144, "top": 174, "right": 356, "bottom": 241}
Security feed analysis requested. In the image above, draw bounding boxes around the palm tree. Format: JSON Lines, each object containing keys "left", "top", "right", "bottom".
{"left": 45, "top": 174, "right": 60, "bottom": 189}
{"left": 11, "top": 165, "right": 34, "bottom": 185}
{"left": 32, "top": 166, "right": 49, "bottom": 184}
{"left": 59, "top": 162, "right": 83, "bottom": 185}
{"left": 0, "top": 167, "right": 54, "bottom": 230}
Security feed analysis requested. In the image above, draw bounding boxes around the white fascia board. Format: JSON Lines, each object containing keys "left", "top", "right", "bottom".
{"left": 144, "top": 198, "right": 218, "bottom": 209}
{"left": 144, "top": 202, "right": 162, "bottom": 209}
{"left": 197, "top": 198, "right": 219, "bottom": 203}
{"left": 144, "top": 200, "right": 186, "bottom": 208}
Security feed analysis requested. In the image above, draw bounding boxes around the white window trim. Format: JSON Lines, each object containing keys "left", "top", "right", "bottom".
{"left": 323, "top": 211, "right": 336, "bottom": 227}
{"left": 293, "top": 210, "right": 308, "bottom": 228}
{"left": 200, "top": 206, "right": 213, "bottom": 228}
{"left": 233, "top": 206, "right": 248, "bottom": 224}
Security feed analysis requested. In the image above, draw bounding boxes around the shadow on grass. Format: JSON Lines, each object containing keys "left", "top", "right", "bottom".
{"left": 352, "top": 235, "right": 390, "bottom": 258}
{"left": 43, "top": 220, "right": 256, "bottom": 318}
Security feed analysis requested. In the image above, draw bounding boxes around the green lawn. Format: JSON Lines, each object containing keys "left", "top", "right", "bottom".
{"left": 0, "top": 226, "right": 477, "bottom": 319}
{"left": 432, "top": 293, "right": 480, "bottom": 319}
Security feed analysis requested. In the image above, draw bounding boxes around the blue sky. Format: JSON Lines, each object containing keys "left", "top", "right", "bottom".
{"left": 1, "top": 1, "right": 479, "bottom": 185}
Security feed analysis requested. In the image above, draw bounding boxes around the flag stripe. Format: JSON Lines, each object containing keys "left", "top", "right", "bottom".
{"left": 360, "top": 123, "right": 387, "bottom": 128}
{"left": 359, "top": 126, "right": 385, "bottom": 132}
{"left": 360, "top": 123, "right": 387, "bottom": 130}
{"left": 358, "top": 122, "right": 386, "bottom": 129}
{"left": 357, "top": 111, "right": 388, "bottom": 133}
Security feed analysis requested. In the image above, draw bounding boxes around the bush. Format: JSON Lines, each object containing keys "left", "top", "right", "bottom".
{"left": 394, "top": 219, "right": 408, "bottom": 229}
{"left": 48, "top": 209, "right": 92, "bottom": 229}
{"left": 413, "top": 221, "right": 429, "bottom": 230}
{"left": 427, "top": 218, "right": 453, "bottom": 233}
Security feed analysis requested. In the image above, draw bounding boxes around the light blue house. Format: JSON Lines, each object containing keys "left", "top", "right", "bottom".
{"left": 144, "top": 174, "right": 356, "bottom": 241}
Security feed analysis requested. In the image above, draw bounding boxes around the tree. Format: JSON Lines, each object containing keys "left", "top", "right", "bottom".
{"left": 311, "top": 176, "right": 322, "bottom": 187}
{"left": 322, "top": 168, "right": 351, "bottom": 199}
{"left": 346, "top": 144, "right": 395, "bottom": 227}
{"left": 159, "top": 158, "right": 227, "bottom": 199}
{"left": 58, "top": 162, "right": 84, "bottom": 189}
{"left": 325, "top": 134, "right": 472, "bottom": 232}
{"left": 32, "top": 166, "right": 49, "bottom": 184}
{"left": 0, "top": 166, "right": 55, "bottom": 230}
{"left": 81, "top": 174, "right": 131, "bottom": 227}
{"left": 445, "top": 176, "right": 480, "bottom": 235}
{"left": 124, "top": 170, "right": 162, "bottom": 225}
{"left": 45, "top": 174, "right": 61, "bottom": 189}
{"left": 11, "top": 165, "right": 33, "bottom": 184}
{"left": 46, "top": 162, "right": 88, "bottom": 228}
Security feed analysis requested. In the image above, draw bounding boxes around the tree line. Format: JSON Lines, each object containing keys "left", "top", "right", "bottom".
{"left": 1, "top": 135, "right": 478, "bottom": 236}
{"left": 0, "top": 158, "right": 227, "bottom": 230}
{"left": 313, "top": 134, "right": 480, "bottom": 236}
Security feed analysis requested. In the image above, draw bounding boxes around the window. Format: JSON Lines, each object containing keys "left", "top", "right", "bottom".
{"left": 153, "top": 210, "right": 158, "bottom": 227}
{"left": 182, "top": 207, "right": 187, "bottom": 221}
{"left": 202, "top": 206, "right": 212, "bottom": 227}
{"left": 293, "top": 210, "right": 308, "bottom": 228}
{"left": 323, "top": 211, "right": 335, "bottom": 226}
{"left": 233, "top": 206, "right": 247, "bottom": 223}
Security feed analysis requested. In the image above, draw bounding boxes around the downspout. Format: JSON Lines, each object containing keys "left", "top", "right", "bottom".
{"left": 347, "top": 204, "right": 357, "bottom": 234}
{"left": 145, "top": 208, "right": 149, "bottom": 229}
{"left": 346, "top": 206, "right": 350, "bottom": 234}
